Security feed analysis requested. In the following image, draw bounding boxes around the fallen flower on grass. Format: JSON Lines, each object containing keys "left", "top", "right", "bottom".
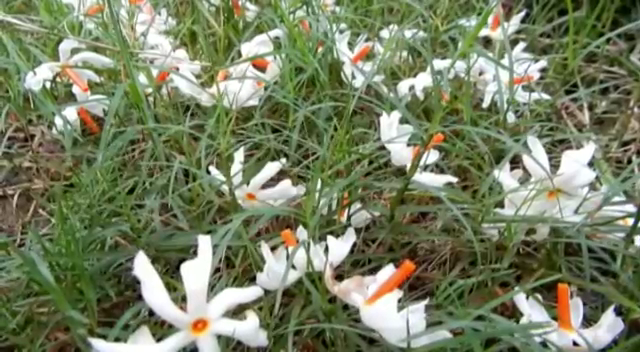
{"left": 89, "top": 235, "right": 269, "bottom": 351}
{"left": 487, "top": 136, "right": 597, "bottom": 241}
{"left": 230, "top": 0, "right": 260, "bottom": 21}
{"left": 458, "top": 3, "right": 527, "bottom": 41}
{"left": 513, "top": 283, "right": 624, "bottom": 350}
{"left": 334, "top": 28, "right": 384, "bottom": 88}
{"left": 24, "top": 38, "right": 113, "bottom": 93}
{"left": 53, "top": 85, "right": 109, "bottom": 135}
{"left": 326, "top": 260, "right": 453, "bottom": 347}
{"left": 374, "top": 24, "right": 426, "bottom": 63}
{"left": 396, "top": 59, "right": 466, "bottom": 101}
{"left": 207, "top": 146, "right": 305, "bottom": 209}
{"left": 256, "top": 226, "right": 357, "bottom": 290}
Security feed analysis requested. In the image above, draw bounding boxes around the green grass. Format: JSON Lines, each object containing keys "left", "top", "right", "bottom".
{"left": 1, "top": 0, "right": 640, "bottom": 350}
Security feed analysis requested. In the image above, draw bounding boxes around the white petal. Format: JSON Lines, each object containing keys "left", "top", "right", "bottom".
{"left": 206, "top": 286, "right": 264, "bottom": 319}
{"left": 522, "top": 136, "right": 551, "bottom": 180}
{"left": 231, "top": 147, "right": 245, "bottom": 186}
{"left": 127, "top": 325, "right": 156, "bottom": 344}
{"left": 411, "top": 171, "right": 459, "bottom": 188}
{"left": 207, "top": 165, "right": 229, "bottom": 194}
{"left": 68, "top": 52, "right": 114, "bottom": 68}
{"left": 195, "top": 334, "right": 220, "bottom": 352}
{"left": 256, "top": 242, "right": 303, "bottom": 290}
{"left": 570, "top": 296, "right": 584, "bottom": 329}
{"left": 211, "top": 311, "right": 269, "bottom": 347}
{"left": 53, "top": 107, "right": 81, "bottom": 134}
{"left": 557, "top": 142, "right": 596, "bottom": 175}
{"left": 247, "top": 159, "right": 285, "bottom": 191}
{"left": 73, "top": 68, "right": 102, "bottom": 83}
{"left": 576, "top": 305, "right": 624, "bottom": 350}
{"left": 132, "top": 251, "right": 189, "bottom": 328}
{"left": 512, "top": 290, "right": 530, "bottom": 317}
{"left": 256, "top": 179, "right": 300, "bottom": 203}
{"left": 180, "top": 235, "right": 212, "bottom": 315}
{"left": 88, "top": 330, "right": 191, "bottom": 352}
{"left": 326, "top": 227, "right": 356, "bottom": 267}
{"left": 58, "top": 38, "right": 85, "bottom": 62}
{"left": 396, "top": 78, "right": 416, "bottom": 99}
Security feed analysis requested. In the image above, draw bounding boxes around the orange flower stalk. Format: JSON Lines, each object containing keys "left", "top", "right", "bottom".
{"left": 426, "top": 133, "right": 445, "bottom": 149}
{"left": 85, "top": 4, "right": 105, "bottom": 16}
{"left": 251, "top": 58, "right": 270, "bottom": 71}
{"left": 513, "top": 74, "right": 534, "bottom": 85}
{"left": 299, "top": 20, "right": 311, "bottom": 33}
{"left": 489, "top": 8, "right": 502, "bottom": 31}
{"left": 231, "top": 0, "right": 244, "bottom": 16}
{"left": 557, "top": 283, "right": 574, "bottom": 332}
{"left": 62, "top": 66, "right": 89, "bottom": 92}
{"left": 351, "top": 45, "right": 371, "bottom": 64}
{"left": 338, "top": 192, "right": 349, "bottom": 219}
{"left": 155, "top": 70, "right": 171, "bottom": 83}
{"left": 280, "top": 229, "right": 298, "bottom": 247}
{"left": 77, "top": 107, "right": 101, "bottom": 135}
{"left": 216, "top": 70, "right": 230, "bottom": 82}
{"left": 365, "top": 260, "right": 416, "bottom": 305}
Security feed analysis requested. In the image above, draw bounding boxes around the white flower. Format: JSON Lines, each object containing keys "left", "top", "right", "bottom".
{"left": 334, "top": 29, "right": 384, "bottom": 88}
{"left": 379, "top": 110, "right": 458, "bottom": 188}
{"left": 396, "top": 59, "right": 466, "bottom": 101}
{"left": 24, "top": 39, "right": 113, "bottom": 93}
{"left": 513, "top": 283, "right": 624, "bottom": 350}
{"left": 256, "top": 226, "right": 357, "bottom": 290}
{"left": 61, "top": 0, "right": 106, "bottom": 29}
{"left": 205, "top": 76, "right": 265, "bottom": 109}
{"left": 379, "top": 110, "right": 442, "bottom": 168}
{"left": 374, "top": 25, "right": 426, "bottom": 64}
{"left": 121, "top": 1, "right": 175, "bottom": 37}
{"left": 207, "top": 146, "right": 305, "bottom": 208}
{"left": 581, "top": 188, "right": 640, "bottom": 245}
{"left": 327, "top": 260, "right": 452, "bottom": 347}
{"left": 53, "top": 85, "right": 109, "bottom": 135}
{"left": 488, "top": 136, "right": 597, "bottom": 240}
{"left": 231, "top": 0, "right": 260, "bottom": 21}
{"left": 235, "top": 28, "right": 286, "bottom": 82}
{"left": 139, "top": 47, "right": 207, "bottom": 102}
{"left": 478, "top": 43, "right": 550, "bottom": 123}
{"left": 89, "top": 235, "right": 269, "bottom": 352}
{"left": 314, "top": 181, "right": 380, "bottom": 228}
{"left": 458, "top": 3, "right": 527, "bottom": 41}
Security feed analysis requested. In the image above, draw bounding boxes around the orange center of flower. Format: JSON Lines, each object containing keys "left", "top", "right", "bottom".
{"left": 231, "top": 0, "right": 244, "bottom": 16}
{"left": 316, "top": 41, "right": 325, "bottom": 52}
{"left": 129, "top": 0, "right": 145, "bottom": 4}
{"left": 365, "top": 260, "right": 416, "bottom": 305}
{"left": 216, "top": 70, "right": 230, "bottom": 81}
{"left": 440, "top": 91, "right": 450, "bottom": 103}
{"left": 621, "top": 218, "right": 632, "bottom": 226}
{"left": 85, "top": 4, "right": 105, "bottom": 16}
{"left": 251, "top": 58, "right": 270, "bottom": 72}
{"left": 77, "top": 107, "right": 101, "bottom": 135}
{"left": 245, "top": 192, "right": 257, "bottom": 201}
{"left": 300, "top": 20, "right": 311, "bottom": 33}
{"left": 489, "top": 8, "right": 502, "bottom": 31}
{"left": 190, "top": 318, "right": 210, "bottom": 336}
{"left": 513, "top": 74, "right": 534, "bottom": 85}
{"left": 280, "top": 229, "right": 298, "bottom": 247}
{"left": 557, "top": 283, "right": 574, "bottom": 332}
{"left": 255, "top": 81, "right": 265, "bottom": 88}
{"left": 351, "top": 45, "right": 371, "bottom": 64}
{"left": 546, "top": 189, "right": 559, "bottom": 200}
{"left": 62, "top": 66, "right": 89, "bottom": 93}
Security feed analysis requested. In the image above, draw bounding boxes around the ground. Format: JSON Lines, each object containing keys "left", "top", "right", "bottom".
{"left": 1, "top": 0, "right": 640, "bottom": 351}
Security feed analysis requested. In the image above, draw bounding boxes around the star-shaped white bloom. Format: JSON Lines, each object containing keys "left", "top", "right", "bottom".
{"left": 326, "top": 260, "right": 452, "bottom": 348}
{"left": 513, "top": 283, "right": 624, "bottom": 350}
{"left": 580, "top": 188, "right": 640, "bottom": 246}
{"left": 374, "top": 24, "right": 426, "bottom": 64}
{"left": 256, "top": 226, "right": 357, "bottom": 290}
{"left": 208, "top": 146, "right": 305, "bottom": 209}
{"left": 24, "top": 38, "right": 113, "bottom": 93}
{"left": 458, "top": 3, "right": 527, "bottom": 41}
{"left": 230, "top": 0, "right": 260, "bottom": 21}
{"left": 396, "top": 59, "right": 466, "bottom": 101}
{"left": 315, "top": 182, "right": 380, "bottom": 228}
{"left": 477, "top": 42, "right": 550, "bottom": 122}
{"left": 89, "top": 235, "right": 269, "bottom": 352}
{"left": 53, "top": 84, "right": 109, "bottom": 135}
{"left": 138, "top": 45, "right": 207, "bottom": 102}
{"left": 334, "top": 29, "right": 384, "bottom": 88}
{"left": 379, "top": 110, "right": 459, "bottom": 188}
{"left": 88, "top": 325, "right": 159, "bottom": 350}
{"left": 488, "top": 136, "right": 597, "bottom": 240}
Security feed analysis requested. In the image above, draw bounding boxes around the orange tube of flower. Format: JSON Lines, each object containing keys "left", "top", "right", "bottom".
{"left": 365, "top": 260, "right": 417, "bottom": 305}
{"left": 77, "top": 107, "right": 101, "bottom": 135}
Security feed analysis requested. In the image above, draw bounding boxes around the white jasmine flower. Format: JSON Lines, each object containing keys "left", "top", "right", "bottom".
{"left": 513, "top": 283, "right": 624, "bottom": 350}
{"left": 24, "top": 38, "right": 113, "bottom": 93}
{"left": 458, "top": 3, "right": 527, "bottom": 41}
{"left": 53, "top": 85, "right": 109, "bottom": 135}
{"left": 334, "top": 29, "right": 384, "bottom": 88}
{"left": 89, "top": 235, "right": 269, "bottom": 351}
{"left": 207, "top": 146, "right": 305, "bottom": 208}
{"left": 231, "top": 0, "right": 260, "bottom": 21}
{"left": 327, "top": 260, "right": 452, "bottom": 347}
{"left": 139, "top": 47, "right": 207, "bottom": 101}
{"left": 396, "top": 59, "right": 466, "bottom": 101}
{"left": 374, "top": 24, "right": 426, "bottom": 63}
